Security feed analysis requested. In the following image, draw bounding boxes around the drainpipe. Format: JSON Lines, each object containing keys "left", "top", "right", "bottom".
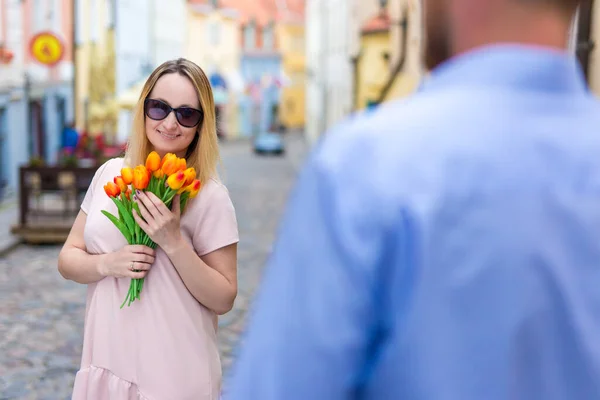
{"left": 376, "top": 4, "right": 408, "bottom": 104}
{"left": 72, "top": 0, "right": 77, "bottom": 127}
{"left": 576, "top": 0, "right": 595, "bottom": 82}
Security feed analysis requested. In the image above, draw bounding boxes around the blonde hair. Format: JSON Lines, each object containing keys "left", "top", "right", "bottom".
{"left": 123, "top": 58, "right": 220, "bottom": 185}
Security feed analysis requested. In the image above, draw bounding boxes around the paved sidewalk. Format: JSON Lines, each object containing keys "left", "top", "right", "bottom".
{"left": 0, "top": 196, "right": 20, "bottom": 256}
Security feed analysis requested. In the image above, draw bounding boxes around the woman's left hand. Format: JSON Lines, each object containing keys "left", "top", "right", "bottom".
{"left": 133, "top": 190, "right": 183, "bottom": 252}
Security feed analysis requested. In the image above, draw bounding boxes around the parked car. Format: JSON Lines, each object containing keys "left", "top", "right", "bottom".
{"left": 253, "top": 131, "right": 285, "bottom": 155}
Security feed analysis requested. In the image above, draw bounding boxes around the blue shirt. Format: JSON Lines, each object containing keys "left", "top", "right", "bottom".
{"left": 226, "top": 45, "right": 600, "bottom": 399}
{"left": 62, "top": 127, "right": 79, "bottom": 149}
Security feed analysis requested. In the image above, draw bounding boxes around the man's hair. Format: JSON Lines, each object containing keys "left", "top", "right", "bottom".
{"left": 552, "top": 0, "right": 581, "bottom": 12}
{"left": 520, "top": 0, "right": 581, "bottom": 12}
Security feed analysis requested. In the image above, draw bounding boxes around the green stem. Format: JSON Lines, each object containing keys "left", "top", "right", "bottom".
{"left": 120, "top": 285, "right": 131, "bottom": 309}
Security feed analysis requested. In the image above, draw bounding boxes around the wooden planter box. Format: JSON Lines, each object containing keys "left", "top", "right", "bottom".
{"left": 11, "top": 165, "right": 98, "bottom": 243}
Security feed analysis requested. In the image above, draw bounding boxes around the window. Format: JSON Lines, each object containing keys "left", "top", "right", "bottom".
{"left": 263, "top": 24, "right": 274, "bottom": 50}
{"left": 76, "top": 0, "right": 85, "bottom": 44}
{"left": 90, "top": 0, "right": 99, "bottom": 43}
{"left": 207, "top": 21, "right": 220, "bottom": 46}
{"left": 52, "top": 0, "right": 61, "bottom": 32}
{"left": 0, "top": 2, "right": 3, "bottom": 43}
{"left": 107, "top": 0, "right": 116, "bottom": 29}
{"left": 244, "top": 23, "right": 256, "bottom": 50}
{"left": 33, "top": 0, "right": 48, "bottom": 30}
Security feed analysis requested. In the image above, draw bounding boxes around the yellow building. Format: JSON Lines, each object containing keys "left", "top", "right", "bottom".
{"left": 277, "top": 21, "right": 306, "bottom": 129}
{"left": 186, "top": 3, "right": 243, "bottom": 137}
{"left": 355, "top": 10, "right": 392, "bottom": 110}
{"left": 354, "top": 0, "right": 423, "bottom": 110}
{"left": 381, "top": 0, "right": 423, "bottom": 102}
{"left": 74, "top": 0, "right": 117, "bottom": 136}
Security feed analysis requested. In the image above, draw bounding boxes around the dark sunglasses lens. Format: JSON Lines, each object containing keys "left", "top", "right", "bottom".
{"left": 145, "top": 100, "right": 169, "bottom": 120}
{"left": 176, "top": 108, "right": 202, "bottom": 127}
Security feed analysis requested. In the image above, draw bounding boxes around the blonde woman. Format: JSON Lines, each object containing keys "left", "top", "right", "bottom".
{"left": 58, "top": 58, "right": 239, "bottom": 399}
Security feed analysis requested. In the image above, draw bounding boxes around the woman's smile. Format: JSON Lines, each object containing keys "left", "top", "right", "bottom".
{"left": 157, "top": 129, "right": 181, "bottom": 140}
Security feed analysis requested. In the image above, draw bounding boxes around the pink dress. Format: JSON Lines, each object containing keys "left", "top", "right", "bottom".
{"left": 72, "top": 158, "right": 239, "bottom": 400}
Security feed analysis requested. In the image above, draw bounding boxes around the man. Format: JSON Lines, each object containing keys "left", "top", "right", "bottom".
{"left": 228, "top": 0, "right": 600, "bottom": 398}
{"left": 61, "top": 121, "right": 79, "bottom": 151}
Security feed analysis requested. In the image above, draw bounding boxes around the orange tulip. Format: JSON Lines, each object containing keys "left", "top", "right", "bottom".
{"left": 124, "top": 189, "right": 132, "bottom": 200}
{"left": 103, "top": 182, "right": 121, "bottom": 197}
{"left": 182, "top": 167, "right": 196, "bottom": 187}
{"left": 177, "top": 157, "right": 187, "bottom": 172}
{"left": 153, "top": 169, "right": 165, "bottom": 179}
{"left": 166, "top": 170, "right": 186, "bottom": 190}
{"left": 161, "top": 153, "right": 180, "bottom": 176}
{"left": 145, "top": 151, "right": 161, "bottom": 172}
{"left": 132, "top": 165, "right": 150, "bottom": 190}
{"left": 114, "top": 176, "right": 128, "bottom": 193}
{"left": 187, "top": 179, "right": 201, "bottom": 198}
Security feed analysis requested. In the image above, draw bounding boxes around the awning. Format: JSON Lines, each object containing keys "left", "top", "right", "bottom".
{"left": 88, "top": 103, "right": 107, "bottom": 120}
{"left": 117, "top": 80, "right": 146, "bottom": 110}
{"left": 210, "top": 73, "right": 227, "bottom": 89}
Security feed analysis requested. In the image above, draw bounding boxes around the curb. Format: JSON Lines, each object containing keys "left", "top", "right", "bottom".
{"left": 0, "top": 237, "right": 21, "bottom": 257}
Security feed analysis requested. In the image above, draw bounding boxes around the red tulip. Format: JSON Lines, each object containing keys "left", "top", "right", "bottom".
{"left": 103, "top": 182, "right": 121, "bottom": 197}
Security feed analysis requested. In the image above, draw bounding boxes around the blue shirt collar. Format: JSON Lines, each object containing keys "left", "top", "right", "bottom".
{"left": 421, "top": 44, "right": 588, "bottom": 95}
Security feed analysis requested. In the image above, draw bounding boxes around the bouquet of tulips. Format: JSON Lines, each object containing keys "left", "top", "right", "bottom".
{"left": 102, "top": 151, "right": 201, "bottom": 308}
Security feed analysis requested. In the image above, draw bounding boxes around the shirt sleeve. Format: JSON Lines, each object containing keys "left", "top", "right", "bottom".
{"left": 192, "top": 182, "right": 239, "bottom": 256}
{"left": 226, "top": 135, "right": 388, "bottom": 399}
{"left": 80, "top": 159, "right": 113, "bottom": 215}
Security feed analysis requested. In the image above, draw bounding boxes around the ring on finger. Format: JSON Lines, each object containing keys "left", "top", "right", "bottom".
{"left": 130, "top": 262, "right": 135, "bottom": 271}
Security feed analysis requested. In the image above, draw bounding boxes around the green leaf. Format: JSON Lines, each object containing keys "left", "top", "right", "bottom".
{"left": 180, "top": 192, "right": 190, "bottom": 212}
{"left": 101, "top": 210, "right": 132, "bottom": 244}
{"left": 111, "top": 197, "right": 135, "bottom": 237}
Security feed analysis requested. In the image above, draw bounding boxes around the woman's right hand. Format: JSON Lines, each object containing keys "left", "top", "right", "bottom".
{"left": 98, "top": 245, "right": 156, "bottom": 279}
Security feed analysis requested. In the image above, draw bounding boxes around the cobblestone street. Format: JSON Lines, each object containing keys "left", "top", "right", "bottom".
{"left": 0, "top": 133, "right": 309, "bottom": 399}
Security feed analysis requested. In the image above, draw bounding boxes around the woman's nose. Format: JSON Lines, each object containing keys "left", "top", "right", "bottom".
{"left": 164, "top": 110, "right": 178, "bottom": 129}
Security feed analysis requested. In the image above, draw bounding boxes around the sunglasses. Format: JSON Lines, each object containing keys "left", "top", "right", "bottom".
{"left": 144, "top": 98, "right": 204, "bottom": 128}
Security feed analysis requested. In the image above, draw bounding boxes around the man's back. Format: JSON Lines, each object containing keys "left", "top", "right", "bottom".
{"left": 355, "top": 46, "right": 600, "bottom": 399}
{"left": 227, "top": 46, "right": 600, "bottom": 399}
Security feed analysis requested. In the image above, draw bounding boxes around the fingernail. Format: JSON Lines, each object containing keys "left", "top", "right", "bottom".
{"left": 136, "top": 189, "right": 140, "bottom": 194}
{"left": 133, "top": 195, "right": 137, "bottom": 200}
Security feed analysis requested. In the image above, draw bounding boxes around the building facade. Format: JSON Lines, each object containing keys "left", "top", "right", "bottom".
{"left": 186, "top": 1, "right": 243, "bottom": 138}
{"left": 0, "top": 0, "right": 74, "bottom": 196}
{"left": 0, "top": 0, "right": 28, "bottom": 195}
{"left": 75, "top": 0, "right": 187, "bottom": 144}
{"left": 305, "top": 0, "right": 380, "bottom": 144}
{"left": 276, "top": 0, "right": 306, "bottom": 130}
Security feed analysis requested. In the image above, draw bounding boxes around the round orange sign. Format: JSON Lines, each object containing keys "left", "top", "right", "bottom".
{"left": 30, "top": 32, "right": 64, "bottom": 66}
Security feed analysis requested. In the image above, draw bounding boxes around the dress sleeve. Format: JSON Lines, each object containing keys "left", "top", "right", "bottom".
{"left": 80, "top": 159, "right": 113, "bottom": 214}
{"left": 192, "top": 181, "right": 239, "bottom": 256}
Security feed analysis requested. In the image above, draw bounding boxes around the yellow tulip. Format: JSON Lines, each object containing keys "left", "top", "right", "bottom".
{"left": 182, "top": 167, "right": 196, "bottom": 187}
{"left": 187, "top": 179, "right": 201, "bottom": 198}
{"left": 153, "top": 169, "right": 164, "bottom": 179}
{"left": 121, "top": 167, "right": 133, "bottom": 185}
{"left": 166, "top": 171, "right": 186, "bottom": 191}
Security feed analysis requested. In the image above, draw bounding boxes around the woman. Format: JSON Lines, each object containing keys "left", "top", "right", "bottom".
{"left": 58, "top": 58, "right": 239, "bottom": 399}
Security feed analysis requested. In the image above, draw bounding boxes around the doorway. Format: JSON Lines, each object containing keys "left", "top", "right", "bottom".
{"left": 29, "top": 100, "right": 46, "bottom": 161}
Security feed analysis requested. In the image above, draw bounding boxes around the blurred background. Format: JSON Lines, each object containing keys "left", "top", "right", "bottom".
{"left": 0, "top": 0, "right": 596, "bottom": 397}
